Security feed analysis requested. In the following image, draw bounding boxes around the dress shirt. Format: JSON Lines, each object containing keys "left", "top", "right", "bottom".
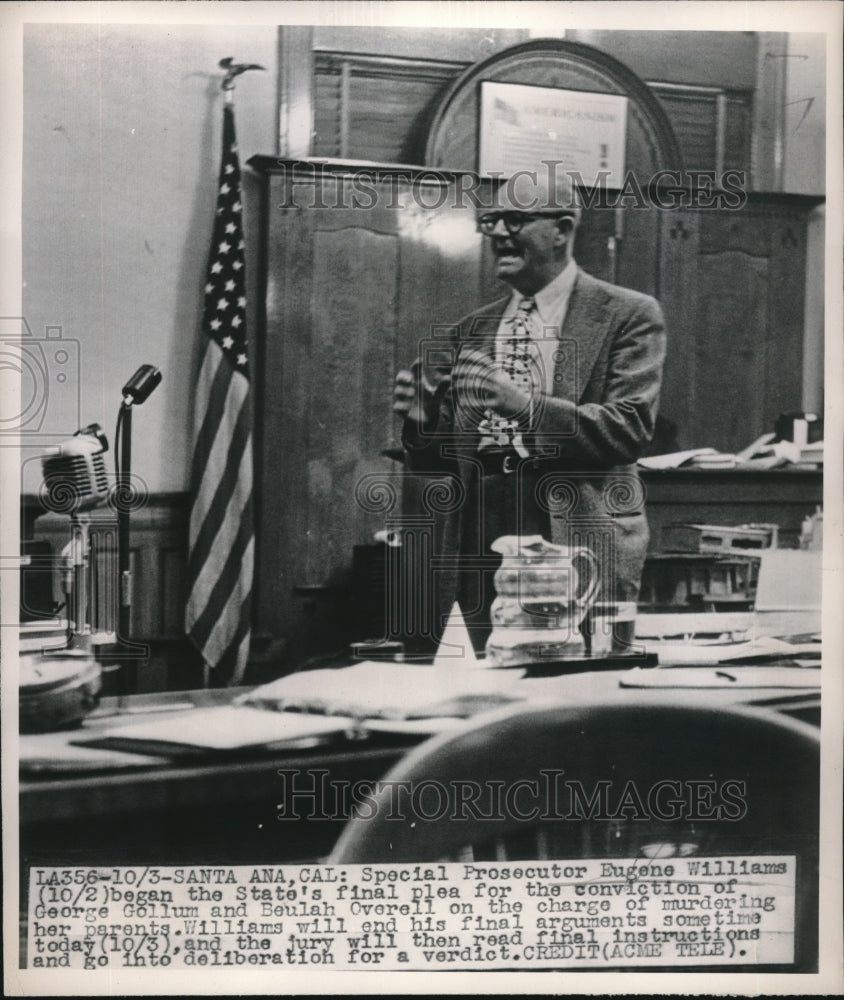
{"left": 495, "top": 258, "right": 578, "bottom": 395}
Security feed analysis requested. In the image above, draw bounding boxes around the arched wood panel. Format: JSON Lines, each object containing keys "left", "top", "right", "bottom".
{"left": 425, "top": 38, "right": 682, "bottom": 177}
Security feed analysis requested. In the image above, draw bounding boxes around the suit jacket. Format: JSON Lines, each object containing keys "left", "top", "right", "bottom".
{"left": 403, "top": 267, "right": 667, "bottom": 639}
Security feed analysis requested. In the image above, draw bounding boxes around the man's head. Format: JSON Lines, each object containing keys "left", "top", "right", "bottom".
{"left": 478, "top": 168, "right": 581, "bottom": 296}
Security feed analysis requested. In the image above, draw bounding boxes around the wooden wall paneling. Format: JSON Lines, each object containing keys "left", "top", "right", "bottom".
{"left": 128, "top": 545, "right": 147, "bottom": 636}
{"left": 764, "top": 206, "right": 808, "bottom": 429}
{"left": 615, "top": 206, "right": 660, "bottom": 297}
{"left": 130, "top": 540, "right": 175, "bottom": 638}
{"left": 159, "top": 543, "right": 189, "bottom": 637}
{"left": 260, "top": 173, "right": 317, "bottom": 652}
{"left": 390, "top": 224, "right": 447, "bottom": 640}
{"left": 254, "top": 165, "right": 478, "bottom": 659}
{"left": 392, "top": 196, "right": 485, "bottom": 375}
{"left": 656, "top": 195, "right": 821, "bottom": 454}
{"left": 656, "top": 197, "right": 819, "bottom": 454}
{"left": 129, "top": 499, "right": 190, "bottom": 639}
{"left": 392, "top": 213, "right": 446, "bottom": 381}
{"left": 572, "top": 206, "right": 616, "bottom": 285}
{"left": 298, "top": 178, "right": 402, "bottom": 619}
{"left": 657, "top": 209, "right": 700, "bottom": 450}
{"left": 695, "top": 214, "right": 770, "bottom": 452}
{"left": 307, "top": 224, "right": 399, "bottom": 585}
{"left": 698, "top": 200, "right": 773, "bottom": 259}
{"left": 802, "top": 204, "right": 825, "bottom": 413}
{"left": 131, "top": 524, "right": 168, "bottom": 637}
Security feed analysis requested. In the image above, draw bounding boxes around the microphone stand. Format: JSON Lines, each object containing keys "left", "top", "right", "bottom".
{"left": 117, "top": 398, "right": 135, "bottom": 696}
{"left": 113, "top": 364, "right": 161, "bottom": 697}
{"left": 68, "top": 512, "right": 93, "bottom": 652}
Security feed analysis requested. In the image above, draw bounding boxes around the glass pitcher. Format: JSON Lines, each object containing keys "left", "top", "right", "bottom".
{"left": 485, "top": 534, "right": 600, "bottom": 667}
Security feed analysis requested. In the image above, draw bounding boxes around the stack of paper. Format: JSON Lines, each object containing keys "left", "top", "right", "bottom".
{"left": 240, "top": 661, "right": 523, "bottom": 720}
{"left": 72, "top": 706, "right": 355, "bottom": 756}
{"left": 638, "top": 448, "right": 737, "bottom": 470}
{"left": 644, "top": 634, "right": 820, "bottom": 667}
{"left": 639, "top": 432, "right": 823, "bottom": 471}
{"left": 620, "top": 665, "right": 820, "bottom": 689}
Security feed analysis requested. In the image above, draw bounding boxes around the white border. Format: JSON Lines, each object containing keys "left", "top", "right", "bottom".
{"left": 2, "top": 2, "right": 842, "bottom": 996}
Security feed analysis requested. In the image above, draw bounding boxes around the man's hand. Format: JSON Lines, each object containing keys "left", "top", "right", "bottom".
{"left": 452, "top": 348, "right": 533, "bottom": 424}
{"left": 393, "top": 359, "right": 450, "bottom": 428}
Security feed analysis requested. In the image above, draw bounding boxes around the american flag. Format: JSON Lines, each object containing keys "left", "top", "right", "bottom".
{"left": 185, "top": 103, "right": 254, "bottom": 685}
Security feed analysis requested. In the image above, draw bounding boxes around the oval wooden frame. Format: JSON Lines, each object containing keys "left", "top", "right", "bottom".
{"left": 425, "top": 38, "right": 682, "bottom": 177}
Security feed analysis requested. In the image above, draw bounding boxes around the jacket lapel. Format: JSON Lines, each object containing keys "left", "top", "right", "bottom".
{"left": 555, "top": 270, "right": 610, "bottom": 403}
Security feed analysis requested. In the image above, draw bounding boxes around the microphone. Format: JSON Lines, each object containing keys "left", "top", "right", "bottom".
{"left": 122, "top": 364, "right": 162, "bottom": 406}
{"left": 41, "top": 424, "right": 110, "bottom": 513}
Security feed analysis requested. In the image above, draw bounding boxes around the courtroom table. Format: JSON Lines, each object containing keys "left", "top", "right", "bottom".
{"left": 20, "top": 688, "right": 410, "bottom": 868}
{"left": 19, "top": 667, "right": 820, "bottom": 869}
{"left": 16, "top": 666, "right": 822, "bottom": 975}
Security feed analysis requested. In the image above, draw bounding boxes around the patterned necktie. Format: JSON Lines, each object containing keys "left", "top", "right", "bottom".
{"left": 478, "top": 296, "right": 537, "bottom": 455}
{"left": 501, "top": 296, "right": 537, "bottom": 394}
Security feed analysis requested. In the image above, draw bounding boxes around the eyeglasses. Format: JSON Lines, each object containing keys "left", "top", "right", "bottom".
{"left": 476, "top": 211, "right": 575, "bottom": 236}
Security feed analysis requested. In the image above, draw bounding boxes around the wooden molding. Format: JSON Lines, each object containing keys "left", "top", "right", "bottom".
{"left": 278, "top": 25, "right": 315, "bottom": 158}
{"left": 751, "top": 33, "right": 789, "bottom": 191}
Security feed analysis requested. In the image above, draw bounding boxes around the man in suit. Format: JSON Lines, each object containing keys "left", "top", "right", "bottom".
{"left": 393, "top": 169, "right": 666, "bottom": 654}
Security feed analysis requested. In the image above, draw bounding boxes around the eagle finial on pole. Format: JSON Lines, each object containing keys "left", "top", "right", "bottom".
{"left": 219, "top": 57, "right": 266, "bottom": 97}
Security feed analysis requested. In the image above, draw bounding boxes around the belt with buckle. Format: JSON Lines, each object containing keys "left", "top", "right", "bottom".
{"left": 477, "top": 449, "right": 521, "bottom": 476}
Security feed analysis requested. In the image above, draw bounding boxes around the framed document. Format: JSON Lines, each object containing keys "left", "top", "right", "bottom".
{"left": 479, "top": 80, "right": 628, "bottom": 186}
